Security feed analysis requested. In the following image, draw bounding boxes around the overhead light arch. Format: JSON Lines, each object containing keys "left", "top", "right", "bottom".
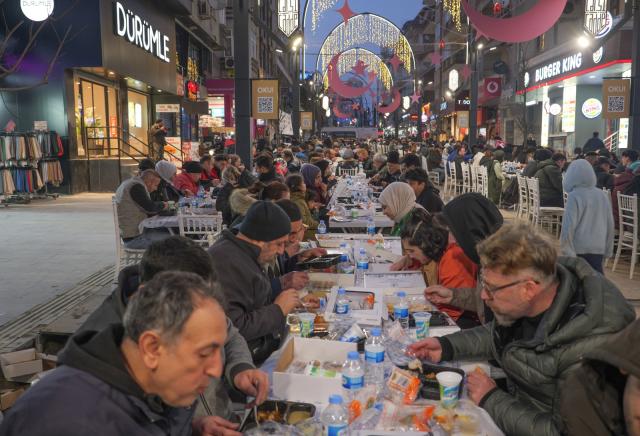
{"left": 321, "top": 47, "right": 394, "bottom": 91}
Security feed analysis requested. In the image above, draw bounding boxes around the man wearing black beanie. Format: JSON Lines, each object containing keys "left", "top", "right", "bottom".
{"left": 208, "top": 201, "right": 300, "bottom": 364}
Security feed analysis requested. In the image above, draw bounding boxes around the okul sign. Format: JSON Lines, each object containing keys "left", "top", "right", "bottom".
{"left": 113, "top": 1, "right": 170, "bottom": 63}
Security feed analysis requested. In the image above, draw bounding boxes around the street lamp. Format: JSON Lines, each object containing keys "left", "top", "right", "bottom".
{"left": 577, "top": 35, "right": 590, "bottom": 48}
{"left": 291, "top": 36, "right": 303, "bottom": 51}
{"left": 477, "top": 43, "right": 484, "bottom": 50}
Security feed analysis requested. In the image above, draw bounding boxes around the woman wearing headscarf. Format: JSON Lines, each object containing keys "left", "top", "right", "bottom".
{"left": 300, "top": 163, "right": 327, "bottom": 206}
{"left": 153, "top": 161, "right": 181, "bottom": 202}
{"left": 314, "top": 159, "right": 337, "bottom": 189}
{"left": 216, "top": 166, "right": 241, "bottom": 226}
{"left": 378, "top": 182, "right": 424, "bottom": 236}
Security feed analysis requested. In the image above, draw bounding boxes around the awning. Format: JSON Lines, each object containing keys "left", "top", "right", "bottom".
{"left": 182, "top": 100, "right": 209, "bottom": 115}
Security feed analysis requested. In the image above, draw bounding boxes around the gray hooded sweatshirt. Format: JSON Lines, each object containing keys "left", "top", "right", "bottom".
{"left": 560, "top": 159, "right": 614, "bottom": 257}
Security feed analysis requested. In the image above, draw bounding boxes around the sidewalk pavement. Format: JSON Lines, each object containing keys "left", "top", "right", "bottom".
{"left": 0, "top": 194, "right": 115, "bottom": 326}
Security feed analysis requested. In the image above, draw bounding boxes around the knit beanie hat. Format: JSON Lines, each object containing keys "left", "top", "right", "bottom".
{"left": 275, "top": 199, "right": 302, "bottom": 222}
{"left": 183, "top": 161, "right": 202, "bottom": 174}
{"left": 240, "top": 201, "right": 291, "bottom": 242}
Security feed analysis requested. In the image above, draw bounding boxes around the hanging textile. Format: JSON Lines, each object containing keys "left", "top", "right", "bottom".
{"left": 40, "top": 160, "right": 63, "bottom": 186}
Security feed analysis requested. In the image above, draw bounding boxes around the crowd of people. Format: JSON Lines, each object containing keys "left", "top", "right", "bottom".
{"left": 1, "top": 133, "right": 639, "bottom": 436}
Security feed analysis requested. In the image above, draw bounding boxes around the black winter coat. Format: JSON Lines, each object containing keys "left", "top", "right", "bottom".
{"left": 0, "top": 326, "right": 194, "bottom": 436}
{"left": 535, "top": 160, "right": 564, "bottom": 207}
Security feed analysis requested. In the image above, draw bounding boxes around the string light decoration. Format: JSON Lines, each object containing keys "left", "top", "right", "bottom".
{"left": 316, "top": 13, "right": 416, "bottom": 77}
{"left": 321, "top": 48, "right": 393, "bottom": 91}
{"left": 444, "top": 0, "right": 462, "bottom": 31}
{"left": 311, "top": 0, "right": 339, "bottom": 32}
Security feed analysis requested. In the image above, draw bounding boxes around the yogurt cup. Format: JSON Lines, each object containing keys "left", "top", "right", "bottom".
{"left": 436, "top": 371, "right": 463, "bottom": 408}
{"left": 413, "top": 312, "right": 432, "bottom": 340}
{"left": 298, "top": 313, "right": 316, "bottom": 338}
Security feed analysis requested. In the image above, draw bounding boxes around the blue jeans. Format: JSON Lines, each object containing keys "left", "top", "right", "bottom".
{"left": 578, "top": 254, "right": 604, "bottom": 274}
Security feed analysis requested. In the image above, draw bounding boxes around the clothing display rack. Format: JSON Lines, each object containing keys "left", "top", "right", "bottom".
{"left": 0, "top": 130, "right": 64, "bottom": 205}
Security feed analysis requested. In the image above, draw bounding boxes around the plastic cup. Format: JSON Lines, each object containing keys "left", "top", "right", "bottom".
{"left": 298, "top": 313, "right": 316, "bottom": 338}
{"left": 437, "top": 371, "right": 463, "bottom": 408}
{"left": 413, "top": 312, "right": 432, "bottom": 340}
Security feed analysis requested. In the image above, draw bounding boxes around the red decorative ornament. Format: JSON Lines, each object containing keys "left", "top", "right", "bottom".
{"left": 439, "top": 39, "right": 445, "bottom": 50}
{"left": 493, "top": 2, "right": 502, "bottom": 15}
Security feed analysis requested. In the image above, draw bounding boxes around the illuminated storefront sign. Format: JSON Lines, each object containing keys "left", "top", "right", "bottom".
{"left": 21, "top": 0, "right": 54, "bottom": 21}
{"left": 582, "top": 98, "right": 603, "bottom": 118}
{"left": 535, "top": 53, "right": 583, "bottom": 83}
{"left": 114, "top": 1, "right": 170, "bottom": 63}
{"left": 278, "top": 0, "right": 299, "bottom": 37}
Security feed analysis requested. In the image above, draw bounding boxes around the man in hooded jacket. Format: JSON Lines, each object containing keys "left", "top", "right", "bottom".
{"left": 74, "top": 236, "right": 267, "bottom": 431}
{"left": 425, "top": 193, "right": 504, "bottom": 322}
{"left": 560, "top": 318, "right": 640, "bottom": 436}
{"left": 0, "top": 272, "right": 230, "bottom": 436}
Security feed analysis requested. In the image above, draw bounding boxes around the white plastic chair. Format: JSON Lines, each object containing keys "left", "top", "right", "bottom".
{"left": 461, "top": 163, "right": 472, "bottom": 193}
{"left": 470, "top": 164, "right": 478, "bottom": 193}
{"left": 445, "top": 164, "right": 459, "bottom": 200}
{"left": 526, "top": 177, "right": 564, "bottom": 237}
{"left": 338, "top": 167, "right": 358, "bottom": 177}
{"left": 428, "top": 171, "right": 440, "bottom": 187}
{"left": 178, "top": 212, "right": 224, "bottom": 247}
{"left": 612, "top": 193, "right": 638, "bottom": 279}
{"left": 112, "top": 197, "right": 145, "bottom": 281}
{"left": 477, "top": 166, "right": 489, "bottom": 198}
{"left": 516, "top": 175, "right": 529, "bottom": 221}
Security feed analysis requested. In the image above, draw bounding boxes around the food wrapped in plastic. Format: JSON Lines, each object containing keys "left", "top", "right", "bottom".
{"left": 244, "top": 422, "right": 304, "bottom": 436}
{"left": 382, "top": 320, "right": 417, "bottom": 367}
{"left": 293, "top": 417, "right": 324, "bottom": 436}
{"left": 431, "top": 400, "right": 505, "bottom": 435}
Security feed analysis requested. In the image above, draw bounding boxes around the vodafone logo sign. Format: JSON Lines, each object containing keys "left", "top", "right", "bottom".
{"left": 486, "top": 81, "right": 499, "bottom": 94}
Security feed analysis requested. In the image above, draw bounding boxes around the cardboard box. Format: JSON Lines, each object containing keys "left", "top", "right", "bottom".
{"left": 0, "top": 349, "right": 43, "bottom": 381}
{"left": 273, "top": 337, "right": 357, "bottom": 404}
{"left": 324, "top": 286, "right": 386, "bottom": 325}
{"left": 0, "top": 388, "right": 25, "bottom": 410}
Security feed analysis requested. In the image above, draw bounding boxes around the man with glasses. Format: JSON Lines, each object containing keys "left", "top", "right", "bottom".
{"left": 408, "top": 222, "right": 634, "bottom": 436}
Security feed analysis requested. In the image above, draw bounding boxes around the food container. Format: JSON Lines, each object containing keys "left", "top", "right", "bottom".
{"left": 413, "top": 312, "right": 432, "bottom": 340}
{"left": 402, "top": 363, "right": 465, "bottom": 401}
{"left": 240, "top": 400, "right": 316, "bottom": 432}
{"left": 296, "top": 254, "right": 342, "bottom": 271}
{"left": 437, "top": 371, "right": 463, "bottom": 408}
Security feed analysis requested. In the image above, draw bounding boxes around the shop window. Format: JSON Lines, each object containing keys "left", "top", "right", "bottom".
{"left": 75, "top": 78, "right": 119, "bottom": 158}
{"left": 127, "top": 90, "right": 149, "bottom": 157}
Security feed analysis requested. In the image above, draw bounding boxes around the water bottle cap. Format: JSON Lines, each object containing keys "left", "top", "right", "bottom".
{"left": 329, "top": 395, "right": 343, "bottom": 405}
{"left": 374, "top": 402, "right": 384, "bottom": 411}
{"left": 347, "top": 351, "right": 360, "bottom": 360}
{"left": 340, "top": 254, "right": 348, "bottom": 262}
{"left": 359, "top": 248, "right": 366, "bottom": 254}
{"left": 338, "top": 287, "right": 346, "bottom": 294}
{"left": 397, "top": 291, "right": 406, "bottom": 297}
{"left": 371, "top": 328, "right": 381, "bottom": 337}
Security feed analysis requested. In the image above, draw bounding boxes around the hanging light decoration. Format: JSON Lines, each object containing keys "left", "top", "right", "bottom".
{"left": 317, "top": 13, "right": 416, "bottom": 77}
{"left": 321, "top": 48, "right": 393, "bottom": 91}
{"left": 402, "top": 96, "right": 411, "bottom": 110}
{"left": 311, "top": 0, "right": 339, "bottom": 32}
{"left": 322, "top": 95, "right": 330, "bottom": 110}
{"left": 325, "top": 108, "right": 331, "bottom": 117}
{"left": 439, "top": 39, "right": 446, "bottom": 50}
{"left": 493, "top": 1, "right": 502, "bottom": 16}
{"left": 444, "top": 0, "right": 462, "bottom": 31}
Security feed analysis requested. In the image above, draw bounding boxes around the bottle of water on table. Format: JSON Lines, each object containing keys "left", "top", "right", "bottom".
{"left": 365, "top": 327, "right": 385, "bottom": 386}
{"left": 366, "top": 216, "right": 376, "bottom": 236}
{"left": 321, "top": 395, "right": 349, "bottom": 436}
{"left": 337, "top": 244, "right": 354, "bottom": 274}
{"left": 394, "top": 291, "right": 410, "bottom": 330}
{"left": 355, "top": 248, "right": 369, "bottom": 286}
{"left": 318, "top": 219, "right": 327, "bottom": 234}
{"left": 342, "top": 351, "right": 364, "bottom": 402}
{"left": 335, "top": 287, "right": 350, "bottom": 321}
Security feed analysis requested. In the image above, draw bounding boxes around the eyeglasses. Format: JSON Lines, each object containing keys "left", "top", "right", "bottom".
{"left": 480, "top": 272, "right": 538, "bottom": 298}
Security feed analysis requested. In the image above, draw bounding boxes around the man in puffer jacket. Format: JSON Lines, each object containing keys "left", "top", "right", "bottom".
{"left": 409, "top": 222, "right": 635, "bottom": 436}
{"left": 534, "top": 152, "right": 566, "bottom": 207}
{"left": 560, "top": 318, "right": 640, "bottom": 436}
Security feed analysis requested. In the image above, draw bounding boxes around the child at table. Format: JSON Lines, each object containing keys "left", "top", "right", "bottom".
{"left": 391, "top": 208, "right": 479, "bottom": 327}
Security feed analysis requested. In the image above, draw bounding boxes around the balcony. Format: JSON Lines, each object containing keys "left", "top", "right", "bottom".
{"left": 165, "top": 0, "right": 193, "bottom": 15}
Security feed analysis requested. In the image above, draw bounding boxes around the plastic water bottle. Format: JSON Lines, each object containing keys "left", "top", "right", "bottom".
{"left": 178, "top": 197, "right": 187, "bottom": 213}
{"left": 321, "top": 395, "right": 349, "bottom": 436}
{"left": 350, "top": 402, "right": 383, "bottom": 430}
{"left": 337, "top": 244, "right": 354, "bottom": 274}
{"left": 318, "top": 220, "right": 327, "bottom": 235}
{"left": 196, "top": 186, "right": 205, "bottom": 208}
{"left": 190, "top": 196, "right": 198, "bottom": 210}
{"left": 394, "top": 291, "right": 410, "bottom": 330}
{"left": 335, "top": 287, "right": 350, "bottom": 321}
{"left": 358, "top": 162, "right": 364, "bottom": 174}
{"left": 366, "top": 217, "right": 376, "bottom": 236}
{"left": 355, "top": 248, "right": 369, "bottom": 286}
{"left": 364, "top": 328, "right": 385, "bottom": 386}
{"left": 342, "top": 351, "right": 364, "bottom": 401}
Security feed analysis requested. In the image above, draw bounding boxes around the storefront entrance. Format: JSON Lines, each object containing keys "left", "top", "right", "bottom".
{"left": 74, "top": 78, "right": 120, "bottom": 157}
{"left": 127, "top": 90, "right": 150, "bottom": 156}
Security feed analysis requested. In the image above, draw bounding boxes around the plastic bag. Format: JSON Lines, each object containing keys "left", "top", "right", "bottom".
{"left": 385, "top": 367, "right": 421, "bottom": 405}
{"left": 382, "top": 320, "right": 417, "bottom": 367}
{"left": 244, "top": 421, "right": 303, "bottom": 436}
{"left": 377, "top": 400, "right": 436, "bottom": 431}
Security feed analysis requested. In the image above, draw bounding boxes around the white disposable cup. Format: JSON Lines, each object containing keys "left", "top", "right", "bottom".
{"left": 413, "top": 312, "right": 432, "bottom": 340}
{"left": 298, "top": 313, "right": 316, "bottom": 338}
{"left": 437, "top": 371, "right": 463, "bottom": 408}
